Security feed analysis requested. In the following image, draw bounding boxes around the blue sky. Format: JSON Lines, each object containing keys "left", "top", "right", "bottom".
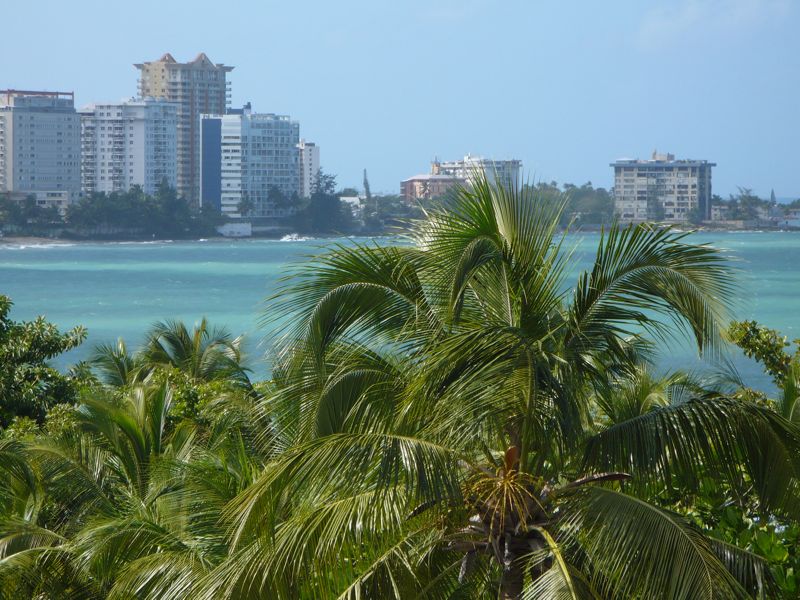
{"left": 2, "top": 0, "right": 797, "bottom": 197}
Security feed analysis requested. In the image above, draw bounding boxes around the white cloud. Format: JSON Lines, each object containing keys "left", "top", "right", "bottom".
{"left": 636, "top": 0, "right": 792, "bottom": 50}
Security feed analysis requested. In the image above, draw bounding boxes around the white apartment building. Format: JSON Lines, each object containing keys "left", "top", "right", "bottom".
{"left": 431, "top": 154, "right": 522, "bottom": 185}
{"left": 200, "top": 104, "right": 300, "bottom": 218}
{"left": 80, "top": 99, "right": 178, "bottom": 195}
{"left": 297, "top": 139, "right": 320, "bottom": 198}
{"left": 135, "top": 53, "right": 233, "bottom": 203}
{"left": 0, "top": 90, "right": 81, "bottom": 202}
{"left": 611, "top": 152, "right": 715, "bottom": 223}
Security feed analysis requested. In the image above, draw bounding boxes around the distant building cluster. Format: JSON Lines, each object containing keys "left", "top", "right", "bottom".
{"left": 611, "top": 151, "right": 715, "bottom": 223}
{"left": 401, "top": 154, "right": 522, "bottom": 201}
{"left": 2, "top": 66, "right": 740, "bottom": 229}
{"left": 0, "top": 53, "right": 320, "bottom": 218}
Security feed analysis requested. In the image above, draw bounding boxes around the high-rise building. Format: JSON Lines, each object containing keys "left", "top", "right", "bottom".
{"left": 80, "top": 99, "right": 178, "bottom": 195}
{"left": 200, "top": 103, "right": 300, "bottom": 218}
{"left": 611, "top": 151, "right": 715, "bottom": 223}
{"left": 0, "top": 90, "right": 81, "bottom": 202}
{"left": 431, "top": 154, "right": 522, "bottom": 185}
{"left": 297, "top": 139, "right": 319, "bottom": 198}
{"left": 134, "top": 53, "right": 233, "bottom": 203}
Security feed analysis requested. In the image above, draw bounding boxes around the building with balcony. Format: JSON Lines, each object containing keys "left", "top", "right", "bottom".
{"left": 200, "top": 103, "right": 300, "bottom": 218}
{"left": 611, "top": 151, "right": 715, "bottom": 223}
{"left": 297, "top": 139, "right": 320, "bottom": 198}
{"left": 80, "top": 99, "right": 177, "bottom": 195}
{"left": 0, "top": 90, "right": 81, "bottom": 202}
{"left": 134, "top": 53, "right": 233, "bottom": 203}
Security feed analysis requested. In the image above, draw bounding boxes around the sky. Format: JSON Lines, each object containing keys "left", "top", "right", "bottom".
{"left": 1, "top": 0, "right": 798, "bottom": 197}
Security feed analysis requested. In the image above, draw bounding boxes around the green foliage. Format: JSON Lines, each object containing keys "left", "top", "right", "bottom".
{"left": 1, "top": 178, "right": 800, "bottom": 598}
{"left": 713, "top": 188, "right": 772, "bottom": 222}
{"left": 65, "top": 181, "right": 224, "bottom": 239}
{"left": 0, "top": 194, "right": 61, "bottom": 235}
{"left": 0, "top": 295, "right": 85, "bottom": 427}
{"left": 730, "top": 320, "right": 800, "bottom": 384}
{"left": 290, "top": 169, "right": 356, "bottom": 233}
{"left": 232, "top": 173, "right": 789, "bottom": 598}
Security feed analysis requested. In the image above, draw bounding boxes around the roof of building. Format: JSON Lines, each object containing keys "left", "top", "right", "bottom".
{"left": 401, "top": 174, "right": 464, "bottom": 183}
{"left": 610, "top": 158, "right": 716, "bottom": 167}
{"left": 134, "top": 53, "right": 233, "bottom": 71}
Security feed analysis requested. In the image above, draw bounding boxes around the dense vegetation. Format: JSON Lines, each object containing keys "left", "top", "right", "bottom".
{"left": 0, "top": 176, "right": 616, "bottom": 241}
{"left": 2, "top": 176, "right": 800, "bottom": 598}
{"left": 0, "top": 182, "right": 223, "bottom": 240}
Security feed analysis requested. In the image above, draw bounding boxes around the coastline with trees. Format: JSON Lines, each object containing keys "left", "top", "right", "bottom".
{"left": 4, "top": 173, "right": 798, "bottom": 244}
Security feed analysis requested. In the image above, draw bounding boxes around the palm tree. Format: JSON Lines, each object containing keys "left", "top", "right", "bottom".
{"left": 0, "top": 379, "right": 268, "bottom": 599}
{"left": 91, "top": 319, "right": 252, "bottom": 390}
{"left": 199, "top": 176, "right": 800, "bottom": 599}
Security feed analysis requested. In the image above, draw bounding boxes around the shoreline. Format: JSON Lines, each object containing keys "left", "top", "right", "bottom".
{"left": 2, "top": 229, "right": 799, "bottom": 248}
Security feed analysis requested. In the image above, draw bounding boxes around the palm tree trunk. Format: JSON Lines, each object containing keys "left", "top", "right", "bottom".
{"left": 499, "top": 566, "right": 524, "bottom": 600}
{"left": 499, "top": 533, "right": 524, "bottom": 600}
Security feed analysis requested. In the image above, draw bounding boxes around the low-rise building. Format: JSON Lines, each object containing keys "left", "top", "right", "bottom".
{"left": 611, "top": 151, "right": 715, "bottom": 223}
{"left": 2, "top": 190, "right": 71, "bottom": 216}
{"left": 401, "top": 173, "right": 464, "bottom": 201}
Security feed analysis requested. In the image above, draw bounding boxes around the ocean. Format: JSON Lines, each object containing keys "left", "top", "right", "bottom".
{"left": 2, "top": 232, "right": 799, "bottom": 392}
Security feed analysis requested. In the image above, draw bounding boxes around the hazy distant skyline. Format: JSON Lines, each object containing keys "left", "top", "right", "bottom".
{"left": 2, "top": 0, "right": 797, "bottom": 197}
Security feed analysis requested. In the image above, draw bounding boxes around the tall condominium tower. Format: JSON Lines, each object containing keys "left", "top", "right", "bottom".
{"left": 611, "top": 151, "right": 715, "bottom": 223}
{"left": 80, "top": 99, "right": 178, "bottom": 195}
{"left": 297, "top": 139, "right": 320, "bottom": 198}
{"left": 200, "top": 103, "right": 300, "bottom": 218}
{"left": 0, "top": 90, "right": 81, "bottom": 208}
{"left": 134, "top": 53, "right": 232, "bottom": 203}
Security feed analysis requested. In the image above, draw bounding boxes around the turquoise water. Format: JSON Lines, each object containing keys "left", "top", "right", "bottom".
{"left": 1, "top": 232, "right": 799, "bottom": 390}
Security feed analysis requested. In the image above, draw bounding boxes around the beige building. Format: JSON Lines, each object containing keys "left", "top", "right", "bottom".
{"left": 611, "top": 151, "right": 715, "bottom": 223}
{"left": 0, "top": 90, "right": 81, "bottom": 202}
{"left": 134, "top": 53, "right": 233, "bottom": 203}
{"left": 400, "top": 173, "right": 463, "bottom": 201}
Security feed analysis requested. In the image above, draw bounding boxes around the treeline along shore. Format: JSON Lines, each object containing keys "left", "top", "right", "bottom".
{"left": 4, "top": 175, "right": 797, "bottom": 242}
